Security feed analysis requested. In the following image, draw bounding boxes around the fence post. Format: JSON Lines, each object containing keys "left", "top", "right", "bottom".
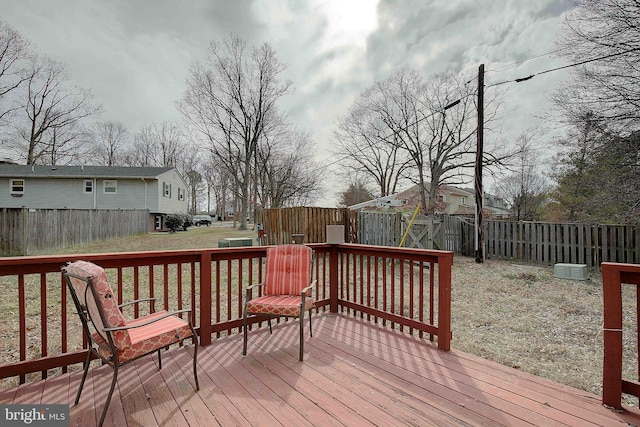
{"left": 21, "top": 207, "right": 28, "bottom": 256}
{"left": 601, "top": 263, "right": 623, "bottom": 409}
{"left": 199, "top": 252, "right": 212, "bottom": 346}
{"left": 329, "top": 246, "right": 339, "bottom": 313}
{"left": 437, "top": 252, "right": 453, "bottom": 351}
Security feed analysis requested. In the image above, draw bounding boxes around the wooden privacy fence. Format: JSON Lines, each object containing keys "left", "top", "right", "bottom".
{"left": 355, "top": 212, "right": 638, "bottom": 267}
{"left": 485, "top": 221, "right": 640, "bottom": 267}
{"left": 0, "top": 208, "right": 149, "bottom": 256}
{"left": 358, "top": 212, "right": 475, "bottom": 255}
{"left": 258, "top": 207, "right": 358, "bottom": 245}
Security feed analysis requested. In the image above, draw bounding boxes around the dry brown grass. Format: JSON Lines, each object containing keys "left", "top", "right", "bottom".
{"left": 4, "top": 224, "right": 638, "bottom": 405}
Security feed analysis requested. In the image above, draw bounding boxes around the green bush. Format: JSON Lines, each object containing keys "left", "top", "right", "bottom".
{"left": 165, "top": 214, "right": 184, "bottom": 233}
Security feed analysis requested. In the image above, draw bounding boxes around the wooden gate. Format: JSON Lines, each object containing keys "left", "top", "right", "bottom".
{"left": 401, "top": 215, "right": 444, "bottom": 249}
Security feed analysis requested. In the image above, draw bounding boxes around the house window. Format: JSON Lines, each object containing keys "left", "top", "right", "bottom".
{"left": 154, "top": 215, "right": 162, "bottom": 230}
{"left": 103, "top": 180, "right": 117, "bottom": 194}
{"left": 461, "top": 196, "right": 466, "bottom": 205}
{"left": 10, "top": 179, "right": 24, "bottom": 196}
{"left": 163, "top": 182, "right": 171, "bottom": 198}
{"left": 84, "top": 179, "right": 93, "bottom": 194}
{"left": 178, "top": 187, "right": 184, "bottom": 201}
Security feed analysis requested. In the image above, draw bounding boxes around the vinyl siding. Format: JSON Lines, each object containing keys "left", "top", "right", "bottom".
{"left": 0, "top": 175, "right": 186, "bottom": 214}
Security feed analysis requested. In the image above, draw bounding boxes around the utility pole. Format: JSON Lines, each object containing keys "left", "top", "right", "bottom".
{"left": 474, "top": 64, "right": 484, "bottom": 263}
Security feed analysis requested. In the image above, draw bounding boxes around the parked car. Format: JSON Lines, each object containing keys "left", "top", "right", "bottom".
{"left": 192, "top": 215, "right": 212, "bottom": 226}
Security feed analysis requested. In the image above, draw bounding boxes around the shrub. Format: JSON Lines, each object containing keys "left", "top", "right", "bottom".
{"left": 165, "top": 214, "right": 184, "bottom": 233}
{"left": 182, "top": 214, "right": 193, "bottom": 231}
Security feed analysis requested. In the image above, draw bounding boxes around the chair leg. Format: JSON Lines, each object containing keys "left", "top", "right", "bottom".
{"left": 98, "top": 362, "right": 119, "bottom": 427}
{"left": 192, "top": 334, "right": 200, "bottom": 390}
{"left": 299, "top": 311, "right": 304, "bottom": 361}
{"left": 309, "top": 309, "right": 313, "bottom": 337}
{"left": 74, "top": 348, "right": 93, "bottom": 405}
{"left": 242, "top": 309, "right": 248, "bottom": 356}
{"left": 157, "top": 349, "right": 162, "bottom": 370}
{"left": 268, "top": 316, "right": 273, "bottom": 334}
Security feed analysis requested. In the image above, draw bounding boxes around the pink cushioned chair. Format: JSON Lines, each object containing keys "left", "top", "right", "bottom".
{"left": 243, "top": 244, "right": 316, "bottom": 361}
{"left": 63, "top": 260, "right": 199, "bottom": 427}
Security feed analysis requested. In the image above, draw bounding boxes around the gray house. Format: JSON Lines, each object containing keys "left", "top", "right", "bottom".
{"left": 0, "top": 165, "right": 188, "bottom": 231}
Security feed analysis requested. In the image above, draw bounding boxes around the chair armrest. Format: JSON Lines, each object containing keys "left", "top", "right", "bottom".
{"left": 301, "top": 280, "right": 317, "bottom": 297}
{"left": 246, "top": 283, "right": 264, "bottom": 291}
{"left": 103, "top": 309, "right": 192, "bottom": 331}
{"left": 245, "top": 282, "right": 264, "bottom": 300}
{"left": 118, "top": 297, "right": 156, "bottom": 310}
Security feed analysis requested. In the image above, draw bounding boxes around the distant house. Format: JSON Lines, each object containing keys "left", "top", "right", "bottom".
{"left": 396, "top": 184, "right": 510, "bottom": 218}
{"left": 350, "top": 183, "right": 509, "bottom": 219}
{"left": 0, "top": 165, "right": 188, "bottom": 231}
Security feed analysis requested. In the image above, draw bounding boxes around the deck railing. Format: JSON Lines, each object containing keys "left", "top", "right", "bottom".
{"left": 602, "top": 262, "right": 640, "bottom": 409}
{"left": 0, "top": 243, "right": 452, "bottom": 386}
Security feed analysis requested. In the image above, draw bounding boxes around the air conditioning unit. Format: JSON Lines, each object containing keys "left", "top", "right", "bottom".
{"left": 554, "top": 263, "right": 589, "bottom": 281}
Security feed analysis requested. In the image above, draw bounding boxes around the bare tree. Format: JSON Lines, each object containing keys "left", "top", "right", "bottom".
{"left": 178, "top": 35, "right": 292, "bottom": 230}
{"left": 0, "top": 21, "right": 33, "bottom": 128}
{"left": 91, "top": 121, "right": 129, "bottom": 166}
{"left": 41, "top": 121, "right": 91, "bottom": 165}
{"left": 123, "top": 126, "right": 159, "bottom": 166}
{"left": 340, "top": 68, "right": 505, "bottom": 213}
{"left": 494, "top": 132, "right": 551, "bottom": 220}
{"left": 10, "top": 56, "right": 99, "bottom": 164}
{"left": 333, "top": 86, "right": 412, "bottom": 197}
{"left": 555, "top": 0, "right": 640, "bottom": 130}
{"left": 338, "top": 177, "right": 375, "bottom": 208}
{"left": 256, "top": 126, "right": 321, "bottom": 208}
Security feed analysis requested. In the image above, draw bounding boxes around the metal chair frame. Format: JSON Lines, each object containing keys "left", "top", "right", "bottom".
{"left": 64, "top": 268, "right": 199, "bottom": 427}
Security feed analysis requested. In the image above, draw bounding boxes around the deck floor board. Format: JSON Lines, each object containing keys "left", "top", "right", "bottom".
{"left": 2, "top": 313, "right": 639, "bottom": 427}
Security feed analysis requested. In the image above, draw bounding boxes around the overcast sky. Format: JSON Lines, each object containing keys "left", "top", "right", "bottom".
{"left": 1, "top": 0, "right": 575, "bottom": 205}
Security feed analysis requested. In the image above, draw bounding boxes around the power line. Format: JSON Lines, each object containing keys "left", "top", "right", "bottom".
{"left": 485, "top": 45, "right": 578, "bottom": 74}
{"left": 486, "top": 47, "right": 640, "bottom": 88}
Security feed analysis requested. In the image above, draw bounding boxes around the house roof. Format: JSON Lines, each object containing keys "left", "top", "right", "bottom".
{"left": 0, "top": 165, "right": 175, "bottom": 179}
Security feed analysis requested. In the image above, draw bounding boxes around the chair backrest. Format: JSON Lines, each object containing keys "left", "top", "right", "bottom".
{"left": 264, "top": 244, "right": 313, "bottom": 296}
{"left": 63, "top": 260, "right": 131, "bottom": 348}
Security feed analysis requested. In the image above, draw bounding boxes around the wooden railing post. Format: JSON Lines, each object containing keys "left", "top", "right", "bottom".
{"left": 199, "top": 252, "right": 212, "bottom": 346}
{"left": 330, "top": 245, "right": 339, "bottom": 313}
{"left": 602, "top": 263, "right": 623, "bottom": 409}
{"left": 437, "top": 252, "right": 453, "bottom": 351}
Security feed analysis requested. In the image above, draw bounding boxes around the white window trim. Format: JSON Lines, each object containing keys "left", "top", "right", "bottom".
{"left": 10, "top": 178, "right": 25, "bottom": 196}
{"left": 103, "top": 180, "right": 117, "bottom": 194}
{"left": 83, "top": 179, "right": 93, "bottom": 194}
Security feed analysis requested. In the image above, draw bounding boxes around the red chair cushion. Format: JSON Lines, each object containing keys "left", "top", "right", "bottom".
{"left": 92, "top": 310, "right": 194, "bottom": 363}
{"left": 246, "top": 295, "right": 315, "bottom": 317}
{"left": 264, "top": 245, "right": 312, "bottom": 296}
{"left": 64, "top": 260, "right": 131, "bottom": 348}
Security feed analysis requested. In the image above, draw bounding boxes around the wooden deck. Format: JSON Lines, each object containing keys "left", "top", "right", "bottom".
{"left": 2, "top": 313, "right": 640, "bottom": 427}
